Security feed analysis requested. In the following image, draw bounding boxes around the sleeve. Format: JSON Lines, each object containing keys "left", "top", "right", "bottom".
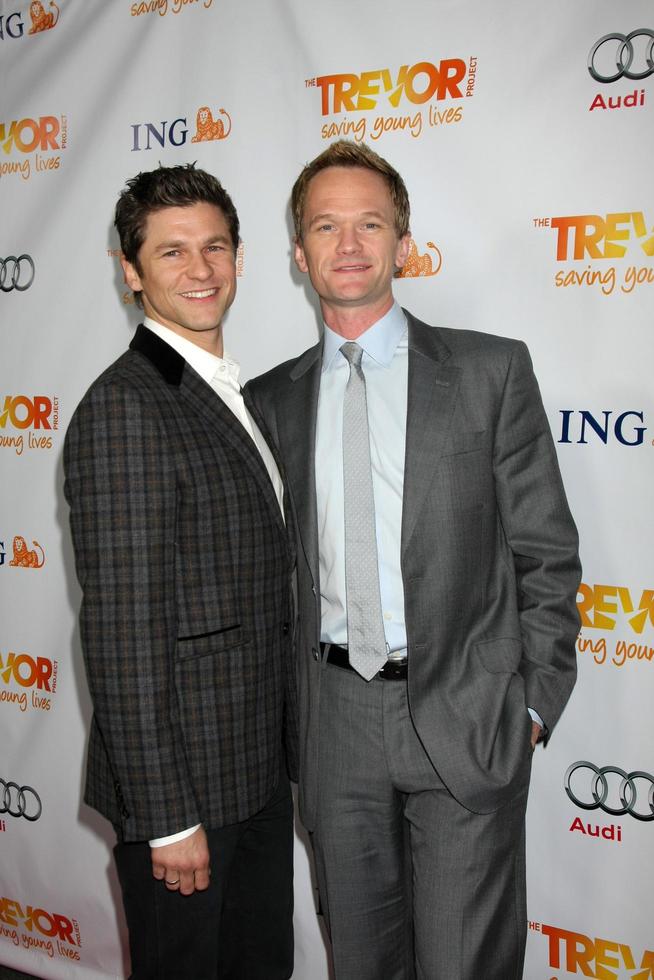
{"left": 64, "top": 379, "right": 201, "bottom": 841}
{"left": 492, "top": 341, "right": 581, "bottom": 734}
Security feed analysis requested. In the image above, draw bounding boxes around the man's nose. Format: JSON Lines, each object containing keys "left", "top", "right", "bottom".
{"left": 336, "top": 226, "right": 362, "bottom": 253}
{"left": 187, "top": 251, "right": 213, "bottom": 278}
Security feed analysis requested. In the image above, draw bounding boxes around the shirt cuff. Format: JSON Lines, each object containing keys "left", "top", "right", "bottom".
{"left": 528, "top": 707, "right": 545, "bottom": 731}
{"left": 149, "top": 824, "right": 201, "bottom": 848}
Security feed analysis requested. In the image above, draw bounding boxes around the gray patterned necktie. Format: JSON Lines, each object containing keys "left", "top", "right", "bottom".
{"left": 340, "top": 342, "right": 388, "bottom": 681}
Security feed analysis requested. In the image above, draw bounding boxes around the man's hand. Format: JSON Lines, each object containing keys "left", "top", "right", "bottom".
{"left": 151, "top": 826, "right": 211, "bottom": 895}
{"left": 530, "top": 721, "right": 542, "bottom": 750}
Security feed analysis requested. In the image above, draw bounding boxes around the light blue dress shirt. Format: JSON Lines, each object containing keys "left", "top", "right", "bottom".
{"left": 316, "top": 302, "right": 408, "bottom": 654}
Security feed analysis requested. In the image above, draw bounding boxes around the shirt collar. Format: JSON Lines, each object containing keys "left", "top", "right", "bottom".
{"left": 143, "top": 317, "right": 241, "bottom": 387}
{"left": 322, "top": 302, "right": 407, "bottom": 371}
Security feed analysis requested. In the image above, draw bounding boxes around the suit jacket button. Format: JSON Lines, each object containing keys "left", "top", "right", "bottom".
{"left": 312, "top": 648, "right": 320, "bottom": 661}
{"left": 311, "top": 585, "right": 317, "bottom": 596}
{"left": 282, "top": 623, "right": 290, "bottom": 635}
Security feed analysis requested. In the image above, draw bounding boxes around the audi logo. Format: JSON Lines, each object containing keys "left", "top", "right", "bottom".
{"left": 588, "top": 29, "right": 654, "bottom": 83}
{"left": 0, "top": 254, "right": 35, "bottom": 293}
{"left": 565, "top": 762, "right": 654, "bottom": 822}
{"left": 0, "top": 779, "right": 42, "bottom": 821}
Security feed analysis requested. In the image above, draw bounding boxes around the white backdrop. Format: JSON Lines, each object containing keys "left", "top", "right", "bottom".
{"left": 1, "top": 1, "right": 652, "bottom": 977}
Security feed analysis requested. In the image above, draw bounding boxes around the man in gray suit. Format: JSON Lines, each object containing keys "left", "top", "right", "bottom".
{"left": 247, "top": 141, "right": 581, "bottom": 979}
{"left": 65, "top": 165, "right": 296, "bottom": 979}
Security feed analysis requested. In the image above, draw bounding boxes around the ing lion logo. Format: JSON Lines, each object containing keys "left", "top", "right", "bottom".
{"left": 28, "top": 0, "right": 60, "bottom": 34}
{"left": 397, "top": 240, "right": 443, "bottom": 278}
{"left": 191, "top": 107, "right": 232, "bottom": 143}
{"left": 9, "top": 536, "right": 45, "bottom": 568}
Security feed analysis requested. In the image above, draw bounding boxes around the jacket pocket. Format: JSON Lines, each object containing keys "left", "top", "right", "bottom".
{"left": 473, "top": 636, "right": 522, "bottom": 674}
{"left": 176, "top": 624, "right": 247, "bottom": 660}
{"left": 441, "top": 429, "right": 486, "bottom": 457}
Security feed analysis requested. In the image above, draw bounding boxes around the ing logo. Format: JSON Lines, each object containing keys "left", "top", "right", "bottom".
{"left": 26, "top": 1, "right": 60, "bottom": 33}
{"left": 131, "top": 103, "right": 232, "bottom": 151}
{"left": 0, "top": 536, "right": 45, "bottom": 568}
{"left": 7, "top": 536, "right": 45, "bottom": 568}
{"left": 396, "top": 240, "right": 442, "bottom": 278}
{"left": 191, "top": 106, "right": 231, "bottom": 142}
{"left": 0, "top": 1, "right": 60, "bottom": 40}
{"left": 558, "top": 409, "right": 648, "bottom": 446}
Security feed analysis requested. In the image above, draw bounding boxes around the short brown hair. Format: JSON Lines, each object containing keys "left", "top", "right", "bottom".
{"left": 291, "top": 140, "right": 410, "bottom": 240}
{"left": 115, "top": 163, "right": 240, "bottom": 272}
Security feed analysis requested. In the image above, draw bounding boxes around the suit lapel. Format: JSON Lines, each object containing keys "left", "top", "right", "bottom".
{"left": 182, "top": 368, "right": 287, "bottom": 536}
{"left": 401, "top": 313, "right": 461, "bottom": 552}
{"left": 130, "top": 324, "right": 286, "bottom": 537}
{"left": 244, "top": 388, "right": 297, "bottom": 562}
{"left": 274, "top": 319, "right": 460, "bottom": 578}
{"left": 276, "top": 342, "right": 322, "bottom": 582}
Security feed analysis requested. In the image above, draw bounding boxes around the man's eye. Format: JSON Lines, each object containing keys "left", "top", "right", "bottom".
{"left": 207, "top": 245, "right": 225, "bottom": 252}
{"left": 163, "top": 250, "right": 180, "bottom": 257}
{"left": 317, "top": 224, "right": 334, "bottom": 232}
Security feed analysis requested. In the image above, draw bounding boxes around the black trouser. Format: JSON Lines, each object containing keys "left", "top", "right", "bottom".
{"left": 114, "top": 775, "right": 294, "bottom": 980}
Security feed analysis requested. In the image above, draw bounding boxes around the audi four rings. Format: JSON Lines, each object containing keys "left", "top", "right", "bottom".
{"left": 588, "top": 29, "right": 654, "bottom": 82}
{"left": 565, "top": 762, "right": 654, "bottom": 822}
{"left": 0, "top": 779, "right": 42, "bottom": 821}
{"left": 0, "top": 254, "right": 35, "bottom": 293}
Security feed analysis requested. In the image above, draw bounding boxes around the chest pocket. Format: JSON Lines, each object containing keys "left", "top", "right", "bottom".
{"left": 441, "top": 429, "right": 486, "bottom": 458}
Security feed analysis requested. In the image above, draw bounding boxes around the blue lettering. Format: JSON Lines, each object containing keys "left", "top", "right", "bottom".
{"left": 0, "top": 12, "right": 25, "bottom": 40}
{"left": 614, "top": 410, "right": 645, "bottom": 446}
{"left": 168, "top": 117, "right": 188, "bottom": 147}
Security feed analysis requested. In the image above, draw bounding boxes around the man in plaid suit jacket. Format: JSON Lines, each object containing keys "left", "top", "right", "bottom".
{"left": 64, "top": 165, "right": 297, "bottom": 979}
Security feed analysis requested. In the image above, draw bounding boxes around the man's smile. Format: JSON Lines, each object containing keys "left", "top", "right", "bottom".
{"left": 180, "top": 287, "right": 219, "bottom": 299}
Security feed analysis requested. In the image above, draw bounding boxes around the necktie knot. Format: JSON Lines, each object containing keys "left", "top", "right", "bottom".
{"left": 340, "top": 342, "right": 363, "bottom": 369}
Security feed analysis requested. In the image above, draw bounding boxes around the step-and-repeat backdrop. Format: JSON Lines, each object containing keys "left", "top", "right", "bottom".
{"left": 1, "top": 1, "right": 652, "bottom": 976}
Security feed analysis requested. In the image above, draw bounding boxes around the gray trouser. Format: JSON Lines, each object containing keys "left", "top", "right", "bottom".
{"left": 311, "top": 661, "right": 530, "bottom": 980}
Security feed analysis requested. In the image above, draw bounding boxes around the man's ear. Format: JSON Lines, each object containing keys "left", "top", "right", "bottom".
{"left": 294, "top": 238, "right": 308, "bottom": 274}
{"left": 395, "top": 233, "right": 412, "bottom": 271}
{"left": 120, "top": 255, "right": 143, "bottom": 292}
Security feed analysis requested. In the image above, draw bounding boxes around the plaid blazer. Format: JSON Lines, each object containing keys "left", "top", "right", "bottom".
{"left": 64, "top": 325, "right": 297, "bottom": 842}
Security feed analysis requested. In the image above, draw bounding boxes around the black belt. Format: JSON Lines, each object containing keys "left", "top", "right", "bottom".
{"left": 321, "top": 642, "right": 408, "bottom": 680}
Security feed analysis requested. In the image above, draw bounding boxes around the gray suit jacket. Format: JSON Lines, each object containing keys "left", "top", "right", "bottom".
{"left": 65, "top": 325, "right": 298, "bottom": 842}
{"left": 247, "top": 311, "right": 580, "bottom": 827}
